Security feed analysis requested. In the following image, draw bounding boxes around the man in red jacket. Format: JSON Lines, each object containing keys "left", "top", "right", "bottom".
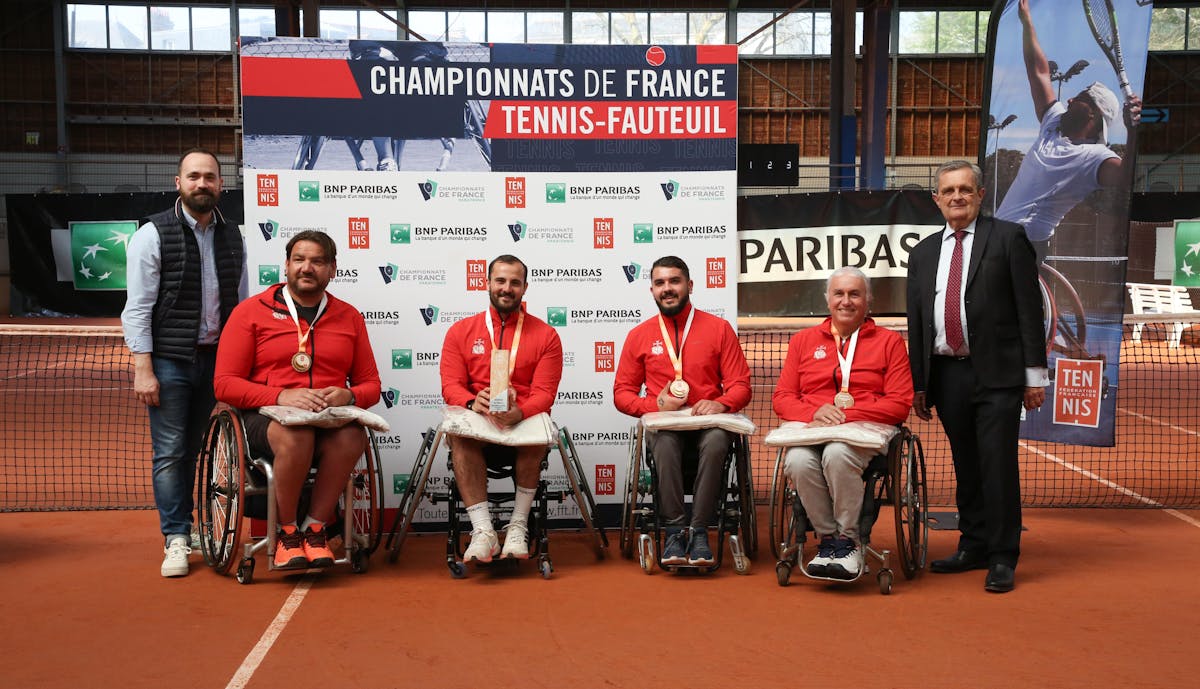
{"left": 440, "top": 255, "right": 563, "bottom": 563}
{"left": 613, "top": 256, "right": 751, "bottom": 566}
{"left": 214, "top": 230, "right": 381, "bottom": 570}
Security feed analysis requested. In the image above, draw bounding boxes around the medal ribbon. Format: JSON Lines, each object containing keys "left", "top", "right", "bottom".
{"left": 281, "top": 285, "right": 328, "bottom": 359}
{"left": 484, "top": 307, "right": 525, "bottom": 376}
{"left": 656, "top": 307, "right": 695, "bottom": 383}
{"left": 832, "top": 324, "right": 860, "bottom": 398}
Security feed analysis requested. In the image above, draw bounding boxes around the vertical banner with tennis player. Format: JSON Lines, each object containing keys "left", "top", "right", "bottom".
{"left": 983, "top": 0, "right": 1153, "bottom": 446}
{"left": 239, "top": 39, "right": 739, "bottom": 523}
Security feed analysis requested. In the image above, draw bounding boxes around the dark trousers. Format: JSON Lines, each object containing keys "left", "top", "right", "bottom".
{"left": 651, "top": 428, "right": 731, "bottom": 530}
{"left": 929, "top": 356, "right": 1023, "bottom": 568}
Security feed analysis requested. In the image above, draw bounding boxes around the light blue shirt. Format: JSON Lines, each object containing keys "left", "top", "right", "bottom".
{"left": 121, "top": 203, "right": 249, "bottom": 354}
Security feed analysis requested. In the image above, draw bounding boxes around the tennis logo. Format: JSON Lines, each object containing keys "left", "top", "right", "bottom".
{"left": 298, "top": 181, "right": 319, "bottom": 202}
{"left": 390, "top": 223, "right": 411, "bottom": 244}
{"left": 633, "top": 223, "right": 654, "bottom": 244}
{"left": 466, "top": 259, "right": 486, "bottom": 291}
{"left": 418, "top": 180, "right": 438, "bottom": 201}
{"left": 507, "top": 221, "right": 527, "bottom": 242}
{"left": 378, "top": 263, "right": 399, "bottom": 285}
{"left": 348, "top": 217, "right": 369, "bottom": 249}
{"left": 69, "top": 220, "right": 133, "bottom": 290}
{"left": 595, "top": 341, "right": 615, "bottom": 372}
{"left": 258, "top": 265, "right": 279, "bottom": 285}
{"left": 545, "top": 183, "right": 566, "bottom": 204}
{"left": 594, "top": 464, "right": 616, "bottom": 495}
{"left": 594, "top": 218, "right": 614, "bottom": 249}
{"left": 258, "top": 219, "right": 278, "bottom": 241}
{"left": 622, "top": 262, "right": 642, "bottom": 283}
{"left": 1053, "top": 359, "right": 1104, "bottom": 428}
{"left": 706, "top": 257, "right": 726, "bottom": 288}
{"left": 419, "top": 305, "right": 439, "bottom": 326}
{"left": 547, "top": 307, "right": 568, "bottom": 327}
{"left": 382, "top": 387, "right": 402, "bottom": 409}
{"left": 257, "top": 174, "right": 278, "bottom": 206}
{"left": 392, "top": 349, "right": 413, "bottom": 370}
{"left": 660, "top": 180, "right": 679, "bottom": 200}
{"left": 505, "top": 177, "right": 526, "bottom": 208}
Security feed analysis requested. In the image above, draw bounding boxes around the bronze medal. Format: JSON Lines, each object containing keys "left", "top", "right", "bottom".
{"left": 834, "top": 391, "right": 854, "bottom": 409}
{"left": 291, "top": 351, "right": 312, "bottom": 373}
{"left": 669, "top": 379, "right": 690, "bottom": 399}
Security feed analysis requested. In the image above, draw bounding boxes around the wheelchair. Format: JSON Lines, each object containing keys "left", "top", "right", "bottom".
{"left": 768, "top": 426, "right": 927, "bottom": 594}
{"left": 618, "top": 421, "right": 757, "bottom": 575}
{"left": 385, "top": 423, "right": 607, "bottom": 579}
{"left": 195, "top": 408, "right": 384, "bottom": 584}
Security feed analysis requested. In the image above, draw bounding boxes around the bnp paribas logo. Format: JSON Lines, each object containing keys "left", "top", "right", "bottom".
{"left": 546, "top": 307, "right": 568, "bottom": 327}
{"left": 258, "top": 218, "right": 278, "bottom": 241}
{"left": 258, "top": 265, "right": 280, "bottom": 285}
{"left": 660, "top": 180, "right": 679, "bottom": 200}
{"left": 633, "top": 223, "right": 654, "bottom": 244}
{"left": 623, "top": 262, "right": 642, "bottom": 283}
{"left": 381, "top": 387, "right": 401, "bottom": 409}
{"left": 298, "top": 181, "right": 319, "bottom": 202}
{"left": 69, "top": 220, "right": 134, "bottom": 291}
{"left": 418, "top": 180, "right": 438, "bottom": 201}
{"left": 419, "top": 305, "right": 440, "bottom": 326}
{"left": 545, "top": 183, "right": 566, "bottom": 204}
{"left": 507, "top": 221, "right": 527, "bottom": 242}
{"left": 378, "top": 263, "right": 399, "bottom": 285}
{"left": 392, "top": 349, "right": 413, "bottom": 370}
{"left": 390, "top": 223, "right": 411, "bottom": 244}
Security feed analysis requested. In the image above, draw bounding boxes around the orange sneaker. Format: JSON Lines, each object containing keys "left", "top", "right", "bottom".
{"left": 274, "top": 525, "right": 307, "bottom": 568}
{"left": 303, "top": 523, "right": 335, "bottom": 567}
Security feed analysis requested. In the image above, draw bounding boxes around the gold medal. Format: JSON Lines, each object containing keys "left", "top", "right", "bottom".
{"left": 291, "top": 351, "right": 312, "bottom": 373}
{"left": 834, "top": 391, "right": 854, "bottom": 409}
{"left": 669, "top": 379, "right": 690, "bottom": 399}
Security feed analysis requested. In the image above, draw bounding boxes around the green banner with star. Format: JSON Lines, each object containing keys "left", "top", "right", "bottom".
{"left": 69, "top": 220, "right": 136, "bottom": 290}
{"left": 1175, "top": 220, "right": 1200, "bottom": 287}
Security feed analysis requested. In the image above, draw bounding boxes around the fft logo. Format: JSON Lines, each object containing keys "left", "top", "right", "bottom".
{"left": 660, "top": 179, "right": 679, "bottom": 200}
{"left": 418, "top": 180, "right": 438, "bottom": 201}
{"left": 547, "top": 307, "right": 567, "bottom": 327}
{"left": 594, "top": 341, "right": 615, "bottom": 372}
{"left": 706, "top": 257, "right": 726, "bottom": 288}
{"left": 379, "top": 263, "right": 399, "bottom": 284}
{"left": 594, "top": 464, "right": 616, "bottom": 495}
{"left": 505, "top": 177, "right": 526, "bottom": 208}
{"left": 392, "top": 349, "right": 413, "bottom": 370}
{"left": 298, "top": 181, "right": 319, "bottom": 202}
{"left": 633, "top": 223, "right": 654, "bottom": 244}
{"left": 507, "top": 221, "right": 526, "bottom": 242}
{"left": 348, "top": 218, "right": 370, "bottom": 249}
{"left": 622, "top": 262, "right": 642, "bottom": 284}
{"left": 390, "top": 223, "right": 410, "bottom": 244}
{"left": 545, "top": 183, "right": 566, "bottom": 204}
{"left": 257, "top": 219, "right": 278, "bottom": 241}
{"left": 593, "top": 218, "right": 614, "bottom": 249}
{"left": 419, "top": 305, "right": 440, "bottom": 326}
{"left": 382, "top": 387, "right": 401, "bottom": 409}
{"left": 258, "top": 265, "right": 280, "bottom": 285}
{"left": 466, "top": 259, "right": 487, "bottom": 291}
{"left": 257, "top": 174, "right": 278, "bottom": 206}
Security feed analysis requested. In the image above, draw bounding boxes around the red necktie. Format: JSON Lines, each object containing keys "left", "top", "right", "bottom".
{"left": 945, "top": 229, "right": 966, "bottom": 355}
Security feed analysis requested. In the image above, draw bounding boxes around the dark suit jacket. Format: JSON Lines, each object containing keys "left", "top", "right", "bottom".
{"left": 906, "top": 215, "right": 1046, "bottom": 399}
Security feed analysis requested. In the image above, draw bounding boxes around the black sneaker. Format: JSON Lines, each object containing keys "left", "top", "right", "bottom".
{"left": 807, "top": 534, "right": 836, "bottom": 577}
{"left": 661, "top": 529, "right": 688, "bottom": 566}
{"left": 687, "top": 528, "right": 715, "bottom": 566}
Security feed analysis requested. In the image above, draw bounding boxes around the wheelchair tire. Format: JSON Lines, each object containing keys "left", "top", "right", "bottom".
{"left": 768, "top": 449, "right": 790, "bottom": 562}
{"left": 619, "top": 425, "right": 642, "bottom": 559}
{"left": 892, "top": 429, "right": 929, "bottom": 579}
{"left": 386, "top": 427, "right": 437, "bottom": 564}
{"left": 346, "top": 430, "right": 384, "bottom": 557}
{"left": 197, "top": 410, "right": 247, "bottom": 575}
{"left": 734, "top": 437, "right": 757, "bottom": 558}
{"left": 558, "top": 427, "right": 608, "bottom": 557}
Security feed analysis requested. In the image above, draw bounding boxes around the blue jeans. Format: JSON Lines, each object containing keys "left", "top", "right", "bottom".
{"left": 148, "top": 351, "right": 217, "bottom": 540}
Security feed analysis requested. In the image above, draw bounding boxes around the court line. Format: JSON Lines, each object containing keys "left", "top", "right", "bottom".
{"left": 1118, "top": 407, "right": 1200, "bottom": 438}
{"left": 1019, "top": 441, "right": 1200, "bottom": 530}
{"left": 224, "top": 573, "right": 315, "bottom": 689}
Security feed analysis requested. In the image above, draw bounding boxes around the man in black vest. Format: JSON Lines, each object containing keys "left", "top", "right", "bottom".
{"left": 121, "top": 148, "right": 248, "bottom": 577}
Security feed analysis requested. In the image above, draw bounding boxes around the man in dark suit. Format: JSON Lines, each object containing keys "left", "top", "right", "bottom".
{"left": 907, "top": 160, "right": 1047, "bottom": 593}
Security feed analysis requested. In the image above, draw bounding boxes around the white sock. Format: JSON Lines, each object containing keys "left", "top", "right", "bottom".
{"left": 300, "top": 516, "right": 322, "bottom": 532}
{"left": 510, "top": 485, "right": 537, "bottom": 527}
{"left": 466, "top": 503, "right": 493, "bottom": 534}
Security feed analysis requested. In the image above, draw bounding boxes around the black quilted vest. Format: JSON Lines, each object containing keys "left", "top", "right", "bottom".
{"left": 142, "top": 200, "right": 244, "bottom": 361}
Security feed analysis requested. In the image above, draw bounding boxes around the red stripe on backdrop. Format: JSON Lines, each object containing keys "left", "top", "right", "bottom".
{"left": 482, "top": 101, "right": 737, "bottom": 139}
{"left": 241, "top": 57, "right": 362, "bottom": 99}
{"left": 696, "top": 45, "right": 738, "bottom": 64}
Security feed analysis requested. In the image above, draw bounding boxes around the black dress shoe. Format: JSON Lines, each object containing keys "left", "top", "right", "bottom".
{"left": 985, "top": 564, "right": 1015, "bottom": 593}
{"left": 930, "top": 550, "right": 988, "bottom": 573}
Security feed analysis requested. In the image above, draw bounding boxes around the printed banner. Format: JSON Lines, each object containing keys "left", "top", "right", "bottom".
{"left": 240, "top": 39, "right": 739, "bottom": 523}
{"left": 1174, "top": 220, "right": 1200, "bottom": 287}
{"left": 984, "top": 0, "right": 1153, "bottom": 446}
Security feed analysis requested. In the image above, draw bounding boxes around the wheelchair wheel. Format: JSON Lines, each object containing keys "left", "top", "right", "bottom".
{"left": 734, "top": 437, "right": 758, "bottom": 558}
{"left": 386, "top": 427, "right": 439, "bottom": 564}
{"left": 619, "top": 425, "right": 642, "bottom": 559}
{"left": 197, "top": 410, "right": 246, "bottom": 575}
{"left": 558, "top": 427, "right": 608, "bottom": 557}
{"left": 343, "top": 430, "right": 384, "bottom": 559}
{"left": 768, "top": 449, "right": 790, "bottom": 562}
{"left": 891, "top": 429, "right": 929, "bottom": 579}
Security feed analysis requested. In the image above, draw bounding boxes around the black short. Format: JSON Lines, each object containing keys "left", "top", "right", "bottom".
{"left": 481, "top": 442, "right": 518, "bottom": 469}
{"left": 240, "top": 410, "right": 275, "bottom": 459}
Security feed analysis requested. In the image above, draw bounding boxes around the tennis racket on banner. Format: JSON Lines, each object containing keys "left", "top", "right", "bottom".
{"left": 1082, "top": 0, "right": 1135, "bottom": 100}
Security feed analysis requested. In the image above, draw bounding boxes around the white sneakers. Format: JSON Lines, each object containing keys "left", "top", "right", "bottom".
{"left": 501, "top": 521, "right": 530, "bottom": 560}
{"left": 161, "top": 535, "right": 191, "bottom": 577}
{"left": 826, "top": 537, "right": 863, "bottom": 579}
{"left": 464, "top": 528, "right": 500, "bottom": 563}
